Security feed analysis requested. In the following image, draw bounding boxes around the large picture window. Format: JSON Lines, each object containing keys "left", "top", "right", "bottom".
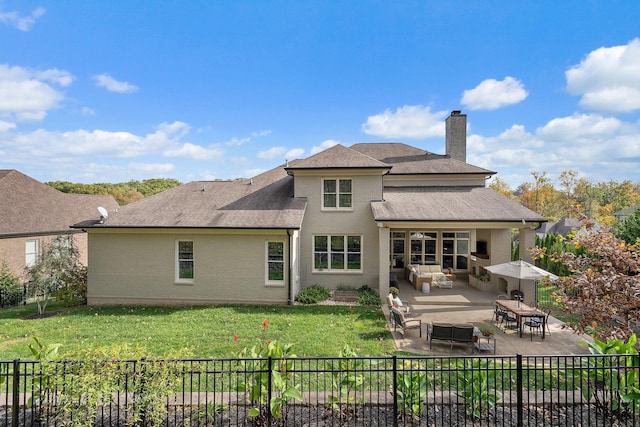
{"left": 313, "top": 235, "right": 361, "bottom": 272}
{"left": 266, "top": 241, "right": 285, "bottom": 285}
{"left": 322, "top": 178, "right": 352, "bottom": 209}
{"left": 176, "top": 240, "right": 194, "bottom": 283}
{"left": 410, "top": 231, "right": 437, "bottom": 265}
{"left": 442, "top": 232, "right": 469, "bottom": 271}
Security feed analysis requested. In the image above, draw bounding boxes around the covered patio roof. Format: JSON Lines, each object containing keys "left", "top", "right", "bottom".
{"left": 371, "top": 186, "right": 547, "bottom": 225}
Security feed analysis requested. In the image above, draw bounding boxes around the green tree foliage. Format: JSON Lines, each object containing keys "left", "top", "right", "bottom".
{"left": 46, "top": 178, "right": 182, "bottom": 206}
{"left": 25, "top": 235, "right": 85, "bottom": 314}
{"left": 0, "top": 261, "right": 23, "bottom": 307}
{"left": 614, "top": 208, "right": 640, "bottom": 246}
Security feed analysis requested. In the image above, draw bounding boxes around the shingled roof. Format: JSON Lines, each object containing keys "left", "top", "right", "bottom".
{"left": 285, "top": 144, "right": 391, "bottom": 171}
{"left": 371, "top": 187, "right": 546, "bottom": 223}
{"left": 79, "top": 165, "right": 307, "bottom": 229}
{"left": 350, "top": 142, "right": 496, "bottom": 175}
{"left": 0, "top": 170, "right": 119, "bottom": 237}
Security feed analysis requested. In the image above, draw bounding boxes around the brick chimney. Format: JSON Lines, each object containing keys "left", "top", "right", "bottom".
{"left": 445, "top": 110, "right": 467, "bottom": 162}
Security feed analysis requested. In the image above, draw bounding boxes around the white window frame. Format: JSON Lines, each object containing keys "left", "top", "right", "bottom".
{"left": 175, "top": 240, "right": 194, "bottom": 284}
{"left": 313, "top": 234, "right": 362, "bottom": 273}
{"left": 321, "top": 178, "right": 353, "bottom": 210}
{"left": 265, "top": 240, "right": 285, "bottom": 286}
{"left": 25, "top": 239, "right": 38, "bottom": 267}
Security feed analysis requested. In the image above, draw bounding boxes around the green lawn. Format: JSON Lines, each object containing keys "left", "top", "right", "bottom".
{"left": 0, "top": 302, "right": 397, "bottom": 360}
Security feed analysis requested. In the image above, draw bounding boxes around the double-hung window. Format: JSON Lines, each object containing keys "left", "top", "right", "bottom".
{"left": 322, "top": 178, "right": 352, "bottom": 210}
{"left": 313, "top": 235, "right": 361, "bottom": 272}
{"left": 25, "top": 239, "right": 38, "bottom": 267}
{"left": 266, "top": 241, "right": 285, "bottom": 285}
{"left": 176, "top": 240, "right": 194, "bottom": 283}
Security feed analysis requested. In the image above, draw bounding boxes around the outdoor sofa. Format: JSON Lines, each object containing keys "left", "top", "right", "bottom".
{"left": 428, "top": 322, "right": 475, "bottom": 353}
{"left": 405, "top": 264, "right": 447, "bottom": 290}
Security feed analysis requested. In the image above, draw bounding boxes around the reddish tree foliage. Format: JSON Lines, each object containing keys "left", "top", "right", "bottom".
{"left": 532, "top": 212, "right": 640, "bottom": 341}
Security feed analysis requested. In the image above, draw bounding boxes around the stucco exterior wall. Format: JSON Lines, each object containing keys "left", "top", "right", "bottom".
{"left": 87, "top": 229, "right": 290, "bottom": 305}
{"left": 0, "top": 232, "right": 88, "bottom": 280}
{"left": 294, "top": 174, "right": 383, "bottom": 293}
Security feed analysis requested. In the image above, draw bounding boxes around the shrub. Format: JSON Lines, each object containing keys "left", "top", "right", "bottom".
{"left": 357, "top": 285, "right": 381, "bottom": 305}
{"left": 295, "top": 284, "right": 330, "bottom": 304}
{"left": 0, "top": 262, "right": 23, "bottom": 308}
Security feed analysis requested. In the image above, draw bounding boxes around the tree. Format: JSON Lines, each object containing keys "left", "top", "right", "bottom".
{"left": 0, "top": 261, "right": 23, "bottom": 308}
{"left": 25, "top": 235, "right": 84, "bottom": 315}
{"left": 614, "top": 208, "right": 640, "bottom": 246}
{"left": 532, "top": 212, "right": 640, "bottom": 341}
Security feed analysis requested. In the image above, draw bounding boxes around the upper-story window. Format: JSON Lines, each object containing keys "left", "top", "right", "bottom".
{"left": 322, "top": 178, "right": 352, "bottom": 210}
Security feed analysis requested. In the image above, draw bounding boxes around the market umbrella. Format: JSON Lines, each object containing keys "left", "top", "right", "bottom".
{"left": 485, "top": 259, "right": 558, "bottom": 305}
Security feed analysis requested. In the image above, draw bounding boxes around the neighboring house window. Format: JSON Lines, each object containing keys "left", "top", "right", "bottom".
{"left": 410, "top": 231, "right": 437, "bottom": 265}
{"left": 266, "top": 241, "right": 285, "bottom": 285}
{"left": 442, "top": 232, "right": 469, "bottom": 271}
{"left": 25, "top": 239, "right": 38, "bottom": 267}
{"left": 176, "top": 240, "right": 194, "bottom": 283}
{"left": 313, "top": 235, "right": 361, "bottom": 272}
{"left": 322, "top": 178, "right": 352, "bottom": 210}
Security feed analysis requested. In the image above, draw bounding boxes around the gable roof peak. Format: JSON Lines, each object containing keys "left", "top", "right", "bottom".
{"left": 285, "top": 143, "right": 391, "bottom": 171}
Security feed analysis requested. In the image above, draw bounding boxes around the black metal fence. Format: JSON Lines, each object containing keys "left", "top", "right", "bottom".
{"left": 1, "top": 353, "right": 639, "bottom": 426}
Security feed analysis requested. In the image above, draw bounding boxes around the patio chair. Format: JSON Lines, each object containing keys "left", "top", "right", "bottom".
{"left": 390, "top": 308, "right": 422, "bottom": 337}
{"left": 524, "top": 309, "right": 549, "bottom": 340}
{"left": 386, "top": 294, "right": 410, "bottom": 326}
{"left": 499, "top": 310, "right": 518, "bottom": 331}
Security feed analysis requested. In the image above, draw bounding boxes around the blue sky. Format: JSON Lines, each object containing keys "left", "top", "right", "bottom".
{"left": 1, "top": 1, "right": 640, "bottom": 188}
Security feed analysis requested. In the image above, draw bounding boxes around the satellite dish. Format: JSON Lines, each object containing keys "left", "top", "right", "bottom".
{"left": 98, "top": 206, "right": 109, "bottom": 220}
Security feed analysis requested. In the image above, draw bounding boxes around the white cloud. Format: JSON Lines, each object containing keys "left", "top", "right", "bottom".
{"left": 226, "top": 136, "right": 251, "bottom": 146}
{"left": 286, "top": 148, "right": 304, "bottom": 159}
{"left": 251, "top": 129, "right": 272, "bottom": 137}
{"left": 566, "top": 38, "right": 640, "bottom": 113}
{"left": 258, "top": 146, "right": 287, "bottom": 159}
{"left": 0, "top": 6, "right": 45, "bottom": 31}
{"left": 92, "top": 73, "right": 139, "bottom": 93}
{"left": 311, "top": 139, "right": 340, "bottom": 154}
{"left": 537, "top": 113, "right": 621, "bottom": 140}
{"left": 82, "top": 106, "right": 95, "bottom": 116}
{"left": 0, "top": 120, "right": 16, "bottom": 132}
{"left": 128, "top": 162, "right": 176, "bottom": 174}
{"left": 163, "top": 142, "right": 224, "bottom": 160}
{"left": 362, "top": 105, "right": 447, "bottom": 139}
{"left": 461, "top": 77, "right": 528, "bottom": 110}
{"left": 0, "top": 64, "right": 74, "bottom": 122}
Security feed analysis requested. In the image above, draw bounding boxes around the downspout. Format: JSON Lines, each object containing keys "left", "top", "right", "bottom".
{"left": 287, "top": 229, "right": 292, "bottom": 305}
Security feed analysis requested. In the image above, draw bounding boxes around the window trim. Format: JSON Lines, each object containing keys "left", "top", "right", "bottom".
{"left": 321, "top": 178, "right": 353, "bottom": 211}
{"left": 175, "top": 240, "right": 194, "bottom": 284}
{"left": 25, "top": 239, "right": 38, "bottom": 267}
{"left": 313, "top": 234, "right": 362, "bottom": 273}
{"left": 265, "top": 240, "right": 285, "bottom": 286}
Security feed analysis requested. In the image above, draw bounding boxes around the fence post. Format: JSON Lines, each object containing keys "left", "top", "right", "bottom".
{"left": 267, "top": 356, "right": 273, "bottom": 426}
{"left": 12, "top": 359, "right": 20, "bottom": 427}
{"left": 392, "top": 355, "right": 398, "bottom": 426}
{"left": 516, "top": 354, "right": 523, "bottom": 427}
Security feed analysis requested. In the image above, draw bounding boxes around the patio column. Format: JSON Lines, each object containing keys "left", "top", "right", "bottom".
{"left": 518, "top": 227, "right": 537, "bottom": 302}
{"left": 518, "top": 227, "right": 535, "bottom": 263}
{"left": 378, "top": 226, "right": 390, "bottom": 296}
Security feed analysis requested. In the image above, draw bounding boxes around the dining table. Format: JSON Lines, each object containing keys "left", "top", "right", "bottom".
{"left": 496, "top": 299, "right": 547, "bottom": 339}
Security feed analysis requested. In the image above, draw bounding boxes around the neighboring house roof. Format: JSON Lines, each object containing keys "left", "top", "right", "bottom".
{"left": 77, "top": 165, "right": 307, "bottom": 229}
{"left": 370, "top": 187, "right": 547, "bottom": 223}
{"left": 350, "top": 142, "right": 496, "bottom": 176}
{"left": 536, "top": 218, "right": 583, "bottom": 237}
{"left": 285, "top": 144, "right": 391, "bottom": 171}
{"left": 0, "top": 169, "right": 119, "bottom": 237}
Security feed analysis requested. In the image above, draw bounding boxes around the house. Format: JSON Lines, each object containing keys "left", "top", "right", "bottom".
{"left": 74, "top": 111, "right": 547, "bottom": 306}
{"left": 535, "top": 218, "right": 583, "bottom": 238}
{"left": 0, "top": 170, "right": 119, "bottom": 280}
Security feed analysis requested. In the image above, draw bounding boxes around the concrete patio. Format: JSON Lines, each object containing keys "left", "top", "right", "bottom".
{"left": 384, "top": 276, "right": 592, "bottom": 356}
